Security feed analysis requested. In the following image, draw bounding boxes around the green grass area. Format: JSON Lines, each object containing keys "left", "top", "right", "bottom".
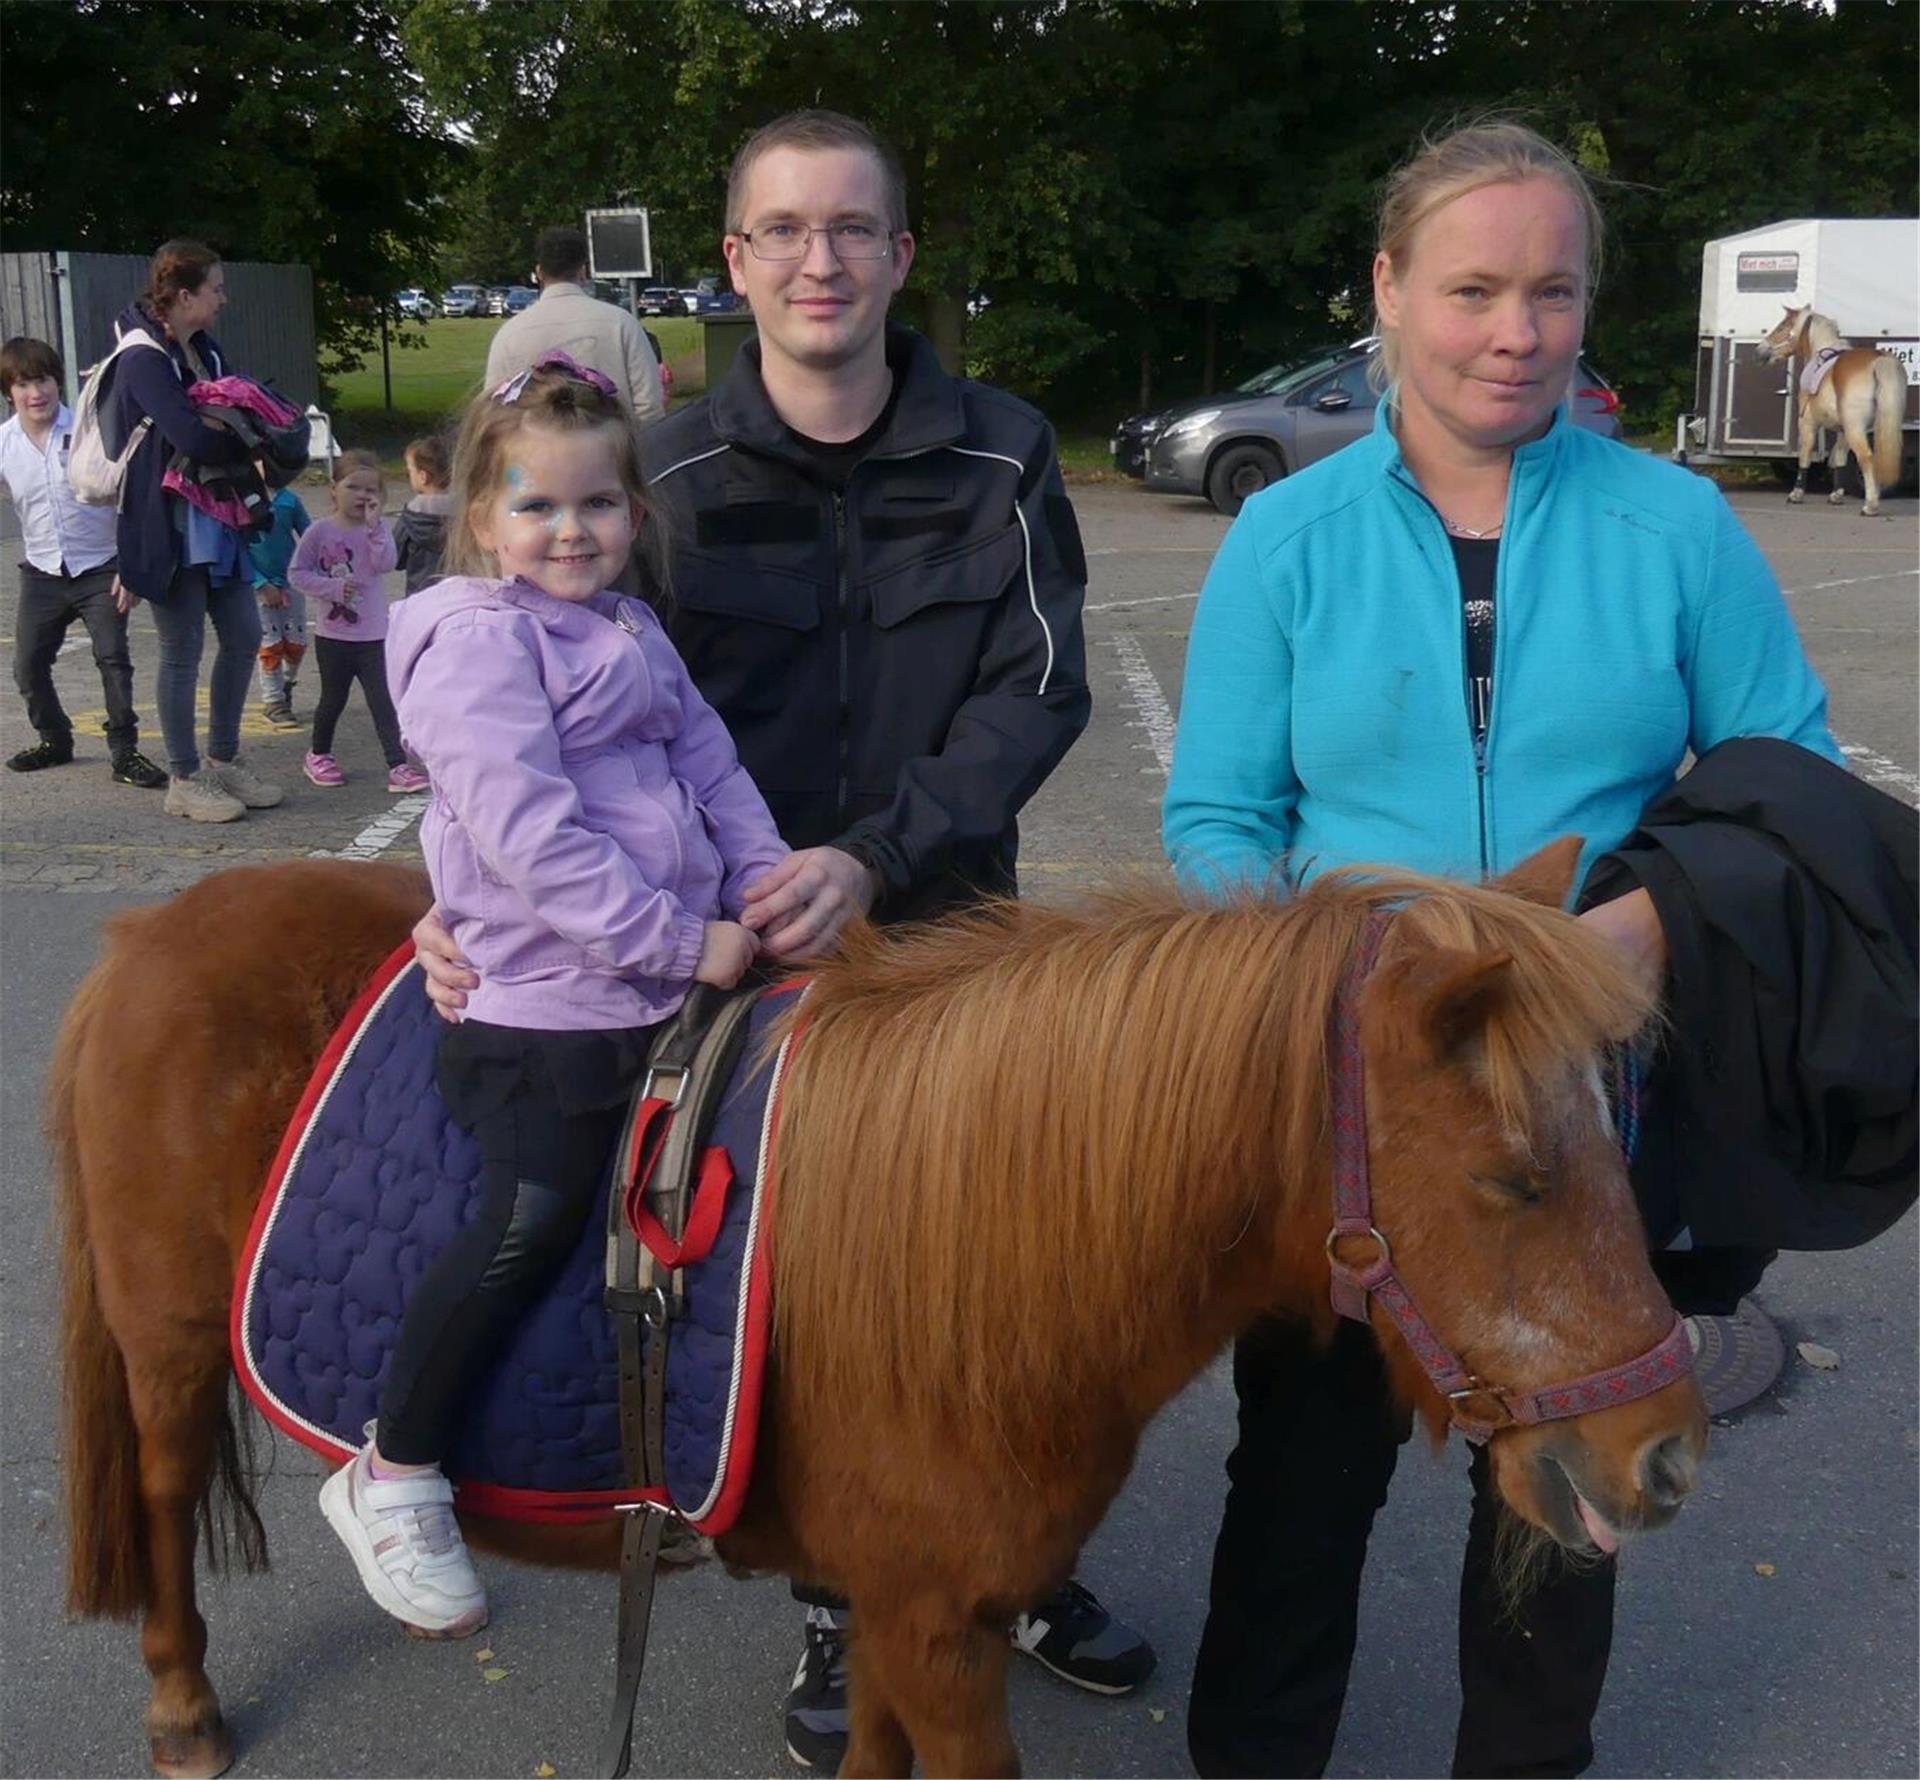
{"left": 326, "top": 315, "right": 707, "bottom": 456}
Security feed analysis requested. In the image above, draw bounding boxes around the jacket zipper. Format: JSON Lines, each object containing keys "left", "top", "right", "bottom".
{"left": 832, "top": 488, "right": 852, "bottom": 825}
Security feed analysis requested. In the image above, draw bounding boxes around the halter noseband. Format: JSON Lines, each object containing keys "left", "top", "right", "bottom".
{"left": 1326, "top": 914, "right": 1694, "bottom": 1445}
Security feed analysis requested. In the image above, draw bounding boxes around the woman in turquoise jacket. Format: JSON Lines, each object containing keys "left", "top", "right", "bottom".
{"left": 1165, "top": 123, "right": 1839, "bottom": 1779}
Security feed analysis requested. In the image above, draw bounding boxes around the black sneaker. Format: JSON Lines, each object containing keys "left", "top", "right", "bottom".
{"left": 111, "top": 749, "right": 168, "bottom": 789}
{"left": 7, "top": 737, "right": 73, "bottom": 773}
{"left": 1010, "top": 1578, "right": 1156, "bottom": 1693}
{"left": 784, "top": 1606, "right": 850, "bottom": 1770}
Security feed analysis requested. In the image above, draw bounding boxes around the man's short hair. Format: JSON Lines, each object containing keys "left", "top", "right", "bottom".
{"left": 725, "top": 110, "right": 909, "bottom": 236}
{"left": 535, "top": 225, "right": 591, "bottom": 282}
{"left": 0, "top": 335, "right": 63, "bottom": 398}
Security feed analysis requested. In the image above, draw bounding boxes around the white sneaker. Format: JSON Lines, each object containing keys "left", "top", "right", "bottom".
{"left": 163, "top": 770, "right": 245, "bottom": 824}
{"left": 206, "top": 752, "right": 285, "bottom": 809}
{"left": 319, "top": 1431, "right": 488, "bottom": 1636}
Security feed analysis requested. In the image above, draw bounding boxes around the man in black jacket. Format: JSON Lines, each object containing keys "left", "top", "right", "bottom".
{"left": 416, "top": 109, "right": 1149, "bottom": 1768}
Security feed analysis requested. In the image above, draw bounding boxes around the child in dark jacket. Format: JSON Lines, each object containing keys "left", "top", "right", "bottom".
{"left": 392, "top": 434, "right": 453, "bottom": 593}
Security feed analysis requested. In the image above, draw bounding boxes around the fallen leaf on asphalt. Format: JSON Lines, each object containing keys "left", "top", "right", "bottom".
{"left": 1149, "top": 1708, "right": 1167, "bottom": 1724}
{"left": 482, "top": 1667, "right": 509, "bottom": 1683}
{"left": 534, "top": 1764, "right": 557, "bottom": 1777}
{"left": 1796, "top": 1341, "right": 1840, "bottom": 1370}
{"left": 475, "top": 1647, "right": 495, "bottom": 1662}
{"left": 1753, "top": 1562, "right": 1777, "bottom": 1577}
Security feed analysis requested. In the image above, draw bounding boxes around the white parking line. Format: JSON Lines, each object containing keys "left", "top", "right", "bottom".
{"left": 1840, "top": 742, "right": 1920, "bottom": 803}
{"left": 1103, "top": 634, "right": 1176, "bottom": 777}
{"left": 313, "top": 792, "right": 430, "bottom": 861}
{"left": 1789, "top": 568, "right": 1919, "bottom": 595}
{"left": 1087, "top": 589, "right": 1203, "bottom": 614}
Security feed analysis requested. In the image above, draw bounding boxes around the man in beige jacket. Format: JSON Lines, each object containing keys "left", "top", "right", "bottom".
{"left": 483, "top": 225, "right": 666, "bottom": 426}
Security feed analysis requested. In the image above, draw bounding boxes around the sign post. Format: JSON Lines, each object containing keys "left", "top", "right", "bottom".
{"left": 585, "top": 207, "right": 652, "bottom": 317}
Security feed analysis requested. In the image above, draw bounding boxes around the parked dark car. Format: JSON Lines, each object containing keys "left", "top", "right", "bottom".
{"left": 1124, "top": 340, "right": 1624, "bottom": 515}
{"left": 638, "top": 285, "right": 678, "bottom": 316}
{"left": 1111, "top": 346, "right": 1349, "bottom": 478}
{"left": 681, "top": 277, "right": 737, "bottom": 316}
{"left": 502, "top": 286, "right": 538, "bottom": 315}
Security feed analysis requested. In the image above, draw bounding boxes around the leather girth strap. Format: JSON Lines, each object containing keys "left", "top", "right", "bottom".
{"left": 598, "top": 981, "right": 762, "bottom": 1780}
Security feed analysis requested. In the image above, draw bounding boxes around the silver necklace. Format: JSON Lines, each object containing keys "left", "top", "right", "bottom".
{"left": 1443, "top": 515, "right": 1504, "bottom": 540}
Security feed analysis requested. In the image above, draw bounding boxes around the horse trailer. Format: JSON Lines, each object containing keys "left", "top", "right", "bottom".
{"left": 1674, "top": 218, "right": 1919, "bottom": 485}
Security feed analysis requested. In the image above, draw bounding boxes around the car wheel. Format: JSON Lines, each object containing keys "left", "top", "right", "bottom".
{"left": 1205, "top": 443, "right": 1284, "bottom": 517}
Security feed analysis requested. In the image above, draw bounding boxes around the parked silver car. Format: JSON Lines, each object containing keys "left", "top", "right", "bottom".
{"left": 1131, "top": 340, "right": 1623, "bottom": 515}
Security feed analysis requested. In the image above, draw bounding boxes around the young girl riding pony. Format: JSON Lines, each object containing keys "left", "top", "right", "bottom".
{"left": 319, "top": 353, "right": 788, "bottom": 1635}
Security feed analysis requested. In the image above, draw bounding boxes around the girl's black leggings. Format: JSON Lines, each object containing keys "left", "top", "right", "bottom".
{"left": 376, "top": 1021, "right": 654, "bottom": 1465}
{"left": 311, "top": 635, "right": 404, "bottom": 766}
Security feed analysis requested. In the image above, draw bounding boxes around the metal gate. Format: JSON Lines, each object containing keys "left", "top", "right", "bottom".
{"left": 0, "top": 250, "right": 317, "bottom": 408}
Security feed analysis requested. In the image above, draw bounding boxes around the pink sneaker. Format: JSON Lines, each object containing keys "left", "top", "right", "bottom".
{"left": 304, "top": 752, "right": 345, "bottom": 788}
{"left": 386, "top": 763, "right": 429, "bottom": 794}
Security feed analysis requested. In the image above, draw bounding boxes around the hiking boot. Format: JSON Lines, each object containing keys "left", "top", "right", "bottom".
{"left": 1011, "top": 1579, "right": 1156, "bottom": 1693}
{"left": 7, "top": 736, "right": 73, "bottom": 773}
{"left": 262, "top": 702, "right": 301, "bottom": 730}
{"left": 110, "top": 749, "right": 168, "bottom": 789}
{"left": 784, "top": 1605, "right": 850, "bottom": 1770}
{"left": 304, "top": 751, "right": 346, "bottom": 788}
{"left": 386, "top": 762, "right": 430, "bottom": 794}
{"left": 207, "top": 752, "right": 285, "bottom": 809}
{"left": 164, "top": 770, "right": 246, "bottom": 824}
{"left": 319, "top": 1429, "right": 488, "bottom": 1638}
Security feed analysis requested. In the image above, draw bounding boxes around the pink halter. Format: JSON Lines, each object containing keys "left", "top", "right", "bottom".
{"left": 1325, "top": 915, "right": 1694, "bottom": 1445}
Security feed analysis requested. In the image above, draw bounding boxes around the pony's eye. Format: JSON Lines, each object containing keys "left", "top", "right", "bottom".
{"left": 1475, "top": 1173, "right": 1544, "bottom": 1205}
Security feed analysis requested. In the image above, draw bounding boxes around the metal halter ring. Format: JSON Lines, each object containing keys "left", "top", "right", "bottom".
{"left": 1325, "top": 1224, "right": 1393, "bottom": 1272}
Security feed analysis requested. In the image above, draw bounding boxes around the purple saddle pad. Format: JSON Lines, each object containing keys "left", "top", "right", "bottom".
{"left": 232, "top": 943, "right": 799, "bottom": 1530}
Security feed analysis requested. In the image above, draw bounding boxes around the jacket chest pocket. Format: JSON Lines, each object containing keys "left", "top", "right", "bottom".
{"left": 674, "top": 550, "right": 821, "bottom": 631}
{"left": 865, "top": 523, "right": 1022, "bottom": 630}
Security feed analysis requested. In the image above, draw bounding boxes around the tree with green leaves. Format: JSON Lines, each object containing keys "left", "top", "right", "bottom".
{"left": 0, "top": 0, "right": 454, "bottom": 377}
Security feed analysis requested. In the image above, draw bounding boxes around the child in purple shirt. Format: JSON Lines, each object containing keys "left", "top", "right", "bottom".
{"left": 319, "top": 353, "right": 788, "bottom": 1639}
{"left": 287, "top": 449, "right": 421, "bottom": 790}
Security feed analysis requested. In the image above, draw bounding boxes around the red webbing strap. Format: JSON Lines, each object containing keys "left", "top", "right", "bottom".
{"left": 630, "top": 1146, "right": 735, "bottom": 1269}
{"left": 618, "top": 1096, "right": 677, "bottom": 1243}
{"left": 1498, "top": 1314, "right": 1695, "bottom": 1428}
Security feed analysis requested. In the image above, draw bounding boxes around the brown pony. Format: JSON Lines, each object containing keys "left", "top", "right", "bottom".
{"left": 1758, "top": 304, "right": 1910, "bottom": 517}
{"left": 52, "top": 843, "right": 1707, "bottom": 1779}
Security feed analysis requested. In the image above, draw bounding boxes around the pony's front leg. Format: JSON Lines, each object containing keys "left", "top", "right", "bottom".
{"left": 126, "top": 1357, "right": 233, "bottom": 1778}
{"left": 1787, "top": 408, "right": 1813, "bottom": 503}
{"left": 1827, "top": 433, "right": 1852, "bottom": 505}
{"left": 841, "top": 1635, "right": 914, "bottom": 1779}
{"left": 848, "top": 1594, "right": 1019, "bottom": 1780}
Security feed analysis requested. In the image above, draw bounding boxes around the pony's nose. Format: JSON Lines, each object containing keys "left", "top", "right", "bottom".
{"left": 1640, "top": 1433, "right": 1699, "bottom": 1514}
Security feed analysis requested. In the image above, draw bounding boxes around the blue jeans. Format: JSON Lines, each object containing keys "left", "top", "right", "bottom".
{"left": 147, "top": 567, "right": 261, "bottom": 779}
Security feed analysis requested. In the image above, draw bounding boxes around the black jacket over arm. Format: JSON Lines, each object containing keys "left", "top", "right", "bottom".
{"left": 1580, "top": 737, "right": 1917, "bottom": 1259}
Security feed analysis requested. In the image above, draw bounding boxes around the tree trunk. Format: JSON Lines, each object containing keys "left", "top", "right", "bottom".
{"left": 926, "top": 279, "right": 967, "bottom": 375}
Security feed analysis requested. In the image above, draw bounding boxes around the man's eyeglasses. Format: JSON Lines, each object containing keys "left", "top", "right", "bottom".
{"left": 738, "top": 221, "right": 893, "bottom": 262}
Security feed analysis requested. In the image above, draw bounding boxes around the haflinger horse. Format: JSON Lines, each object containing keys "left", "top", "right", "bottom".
{"left": 1758, "top": 304, "right": 1909, "bottom": 517}
{"left": 53, "top": 841, "right": 1708, "bottom": 1780}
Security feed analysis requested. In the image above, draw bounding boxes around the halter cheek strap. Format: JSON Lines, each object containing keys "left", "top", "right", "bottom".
{"left": 1326, "top": 914, "right": 1694, "bottom": 1445}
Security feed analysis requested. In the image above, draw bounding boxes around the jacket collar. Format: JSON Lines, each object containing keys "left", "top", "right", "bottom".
{"left": 1370, "top": 391, "right": 1570, "bottom": 505}
{"left": 535, "top": 280, "right": 586, "bottom": 301}
{"left": 709, "top": 322, "right": 965, "bottom": 469}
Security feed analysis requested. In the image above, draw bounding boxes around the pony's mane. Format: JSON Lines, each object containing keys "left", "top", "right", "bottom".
{"left": 768, "top": 870, "right": 1652, "bottom": 1440}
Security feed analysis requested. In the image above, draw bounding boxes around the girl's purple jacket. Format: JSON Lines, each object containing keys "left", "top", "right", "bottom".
{"left": 386, "top": 575, "right": 789, "bottom": 1031}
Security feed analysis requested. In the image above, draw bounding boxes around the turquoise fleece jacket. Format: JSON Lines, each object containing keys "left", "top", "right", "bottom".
{"left": 1163, "top": 402, "right": 1841, "bottom": 899}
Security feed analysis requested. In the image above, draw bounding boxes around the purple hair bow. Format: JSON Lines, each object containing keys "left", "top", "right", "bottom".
{"left": 490, "top": 350, "right": 619, "bottom": 405}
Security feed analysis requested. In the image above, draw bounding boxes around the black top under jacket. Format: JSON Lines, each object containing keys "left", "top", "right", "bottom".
{"left": 1580, "top": 737, "right": 1918, "bottom": 1256}
{"left": 640, "top": 324, "right": 1092, "bottom": 923}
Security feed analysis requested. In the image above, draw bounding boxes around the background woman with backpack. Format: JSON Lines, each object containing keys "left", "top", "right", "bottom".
{"left": 106, "top": 239, "right": 285, "bottom": 822}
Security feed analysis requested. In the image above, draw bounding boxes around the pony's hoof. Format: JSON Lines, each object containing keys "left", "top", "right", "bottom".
{"left": 1828, "top": 490, "right": 1847, "bottom": 505}
{"left": 1786, "top": 489, "right": 1805, "bottom": 503}
{"left": 1861, "top": 506, "right": 1881, "bottom": 518}
{"left": 149, "top": 1718, "right": 233, "bottom": 1780}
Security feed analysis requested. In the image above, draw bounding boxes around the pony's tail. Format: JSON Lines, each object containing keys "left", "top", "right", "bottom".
{"left": 51, "top": 963, "right": 148, "bottom": 1619}
{"left": 1871, "top": 359, "right": 1906, "bottom": 490}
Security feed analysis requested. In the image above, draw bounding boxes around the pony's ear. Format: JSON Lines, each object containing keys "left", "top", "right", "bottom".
{"left": 1493, "top": 835, "right": 1583, "bottom": 908}
{"left": 1393, "top": 947, "right": 1515, "bottom": 1061}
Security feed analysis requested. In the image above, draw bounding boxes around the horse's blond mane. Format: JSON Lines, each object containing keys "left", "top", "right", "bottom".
{"left": 768, "top": 871, "right": 1652, "bottom": 1442}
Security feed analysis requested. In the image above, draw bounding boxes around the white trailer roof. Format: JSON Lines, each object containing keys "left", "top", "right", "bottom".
{"left": 1698, "top": 218, "right": 1919, "bottom": 339}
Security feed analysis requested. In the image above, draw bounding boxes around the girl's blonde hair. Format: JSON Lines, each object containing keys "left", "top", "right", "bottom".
{"left": 331, "top": 448, "right": 383, "bottom": 483}
{"left": 1371, "top": 119, "right": 1605, "bottom": 390}
{"left": 443, "top": 368, "right": 670, "bottom": 599}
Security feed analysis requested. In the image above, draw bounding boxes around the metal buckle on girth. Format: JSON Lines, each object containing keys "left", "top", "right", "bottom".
{"left": 641, "top": 1064, "right": 688, "bottom": 1111}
